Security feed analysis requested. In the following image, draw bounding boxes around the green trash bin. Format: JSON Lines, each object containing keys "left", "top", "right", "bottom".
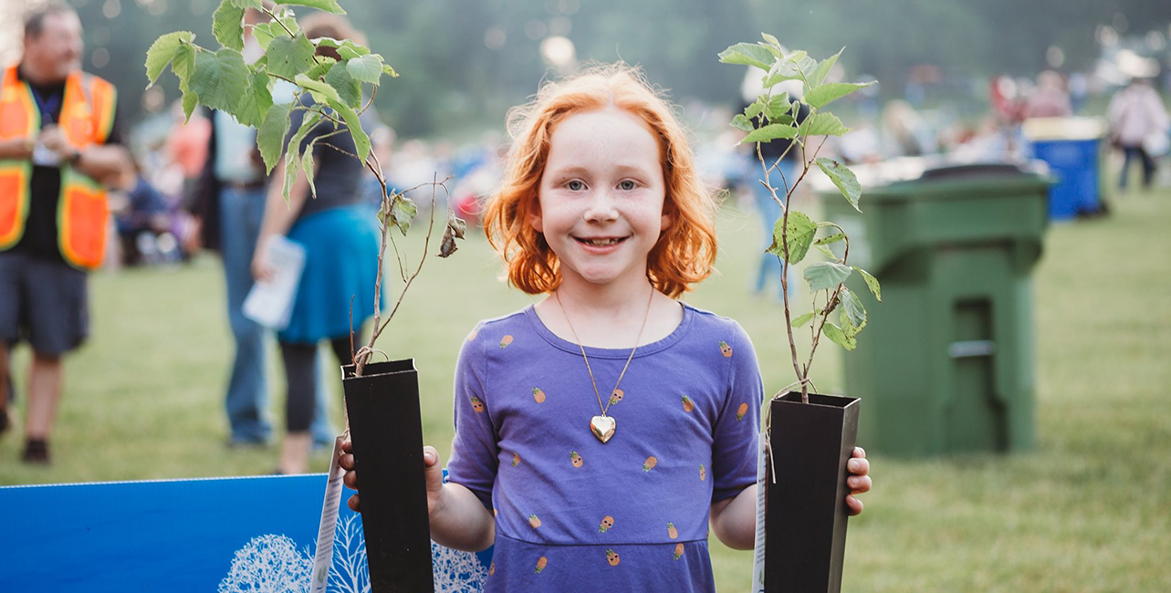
{"left": 817, "top": 159, "right": 1051, "bottom": 456}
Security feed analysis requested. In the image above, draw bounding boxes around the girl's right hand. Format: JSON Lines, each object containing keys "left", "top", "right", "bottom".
{"left": 339, "top": 440, "right": 446, "bottom": 515}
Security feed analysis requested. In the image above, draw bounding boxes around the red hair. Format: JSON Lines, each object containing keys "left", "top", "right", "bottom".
{"left": 482, "top": 63, "right": 717, "bottom": 299}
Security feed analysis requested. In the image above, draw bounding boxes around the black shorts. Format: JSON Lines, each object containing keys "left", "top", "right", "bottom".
{"left": 0, "top": 252, "right": 89, "bottom": 356}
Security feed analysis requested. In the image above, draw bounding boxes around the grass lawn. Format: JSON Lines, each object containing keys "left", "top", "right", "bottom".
{"left": 2, "top": 183, "right": 1169, "bottom": 592}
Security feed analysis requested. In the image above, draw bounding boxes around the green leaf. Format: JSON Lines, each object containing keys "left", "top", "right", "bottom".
{"left": 294, "top": 74, "right": 343, "bottom": 105}
{"left": 839, "top": 288, "right": 867, "bottom": 329}
{"left": 144, "top": 31, "right": 195, "bottom": 87}
{"left": 180, "top": 81, "right": 198, "bottom": 121}
{"left": 809, "top": 48, "right": 843, "bottom": 87}
{"left": 188, "top": 48, "right": 250, "bottom": 114}
{"left": 814, "top": 244, "right": 836, "bottom": 259}
{"left": 790, "top": 311, "right": 817, "bottom": 328}
{"left": 814, "top": 157, "right": 862, "bottom": 212}
{"left": 235, "top": 69, "right": 274, "bottom": 128}
{"left": 767, "top": 210, "right": 816, "bottom": 265}
{"left": 718, "top": 42, "right": 774, "bottom": 70}
{"left": 302, "top": 137, "right": 318, "bottom": 198}
{"left": 854, "top": 267, "right": 882, "bottom": 302}
{"left": 816, "top": 232, "right": 845, "bottom": 245}
{"left": 763, "top": 53, "right": 817, "bottom": 87}
{"left": 212, "top": 1, "right": 246, "bottom": 51}
{"left": 346, "top": 54, "right": 384, "bottom": 85}
{"left": 229, "top": 0, "right": 262, "bottom": 7}
{"left": 761, "top": 33, "right": 783, "bottom": 50}
{"left": 804, "top": 261, "right": 852, "bottom": 292}
{"left": 381, "top": 64, "right": 399, "bottom": 78}
{"left": 743, "top": 99, "right": 764, "bottom": 120}
{"left": 762, "top": 92, "right": 791, "bottom": 121}
{"left": 172, "top": 44, "right": 196, "bottom": 82}
{"left": 274, "top": 0, "right": 346, "bottom": 14}
{"left": 742, "top": 124, "right": 798, "bottom": 144}
{"left": 325, "top": 61, "right": 361, "bottom": 108}
{"left": 337, "top": 40, "right": 371, "bottom": 61}
{"left": 823, "top": 323, "right": 857, "bottom": 351}
{"left": 730, "top": 114, "right": 754, "bottom": 132}
{"left": 804, "top": 82, "right": 874, "bottom": 110}
{"left": 390, "top": 194, "right": 417, "bottom": 235}
{"left": 327, "top": 99, "right": 370, "bottom": 162}
{"left": 251, "top": 22, "right": 282, "bottom": 50}
{"left": 266, "top": 34, "right": 316, "bottom": 79}
{"left": 303, "top": 56, "right": 337, "bottom": 81}
{"left": 257, "top": 102, "right": 293, "bottom": 174}
{"left": 282, "top": 110, "right": 321, "bottom": 203}
{"left": 799, "top": 112, "right": 849, "bottom": 137}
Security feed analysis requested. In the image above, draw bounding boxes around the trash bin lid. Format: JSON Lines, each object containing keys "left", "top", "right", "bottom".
{"left": 811, "top": 155, "right": 1050, "bottom": 201}
{"left": 1022, "top": 116, "right": 1107, "bottom": 141}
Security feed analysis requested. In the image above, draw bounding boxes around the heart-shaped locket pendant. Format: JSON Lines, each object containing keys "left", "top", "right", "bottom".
{"left": 590, "top": 415, "right": 616, "bottom": 443}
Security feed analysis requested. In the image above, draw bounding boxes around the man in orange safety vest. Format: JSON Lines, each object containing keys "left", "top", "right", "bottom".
{"left": 0, "top": 1, "right": 131, "bottom": 464}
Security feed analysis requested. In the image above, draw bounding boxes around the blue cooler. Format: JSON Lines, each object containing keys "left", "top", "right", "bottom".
{"left": 1023, "top": 117, "right": 1107, "bottom": 221}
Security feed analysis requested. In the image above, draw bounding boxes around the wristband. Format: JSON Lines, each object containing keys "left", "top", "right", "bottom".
{"left": 67, "top": 149, "right": 82, "bottom": 166}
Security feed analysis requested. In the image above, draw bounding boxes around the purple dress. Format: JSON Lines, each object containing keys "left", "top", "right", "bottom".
{"left": 446, "top": 303, "right": 763, "bottom": 592}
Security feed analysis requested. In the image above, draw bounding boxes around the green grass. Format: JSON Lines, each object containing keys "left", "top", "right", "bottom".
{"left": 3, "top": 186, "right": 1170, "bottom": 592}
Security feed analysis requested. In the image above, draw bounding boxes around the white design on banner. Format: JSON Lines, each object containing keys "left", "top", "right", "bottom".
{"left": 220, "top": 515, "right": 488, "bottom": 592}
{"left": 431, "top": 542, "right": 488, "bottom": 593}
{"left": 218, "top": 534, "right": 313, "bottom": 593}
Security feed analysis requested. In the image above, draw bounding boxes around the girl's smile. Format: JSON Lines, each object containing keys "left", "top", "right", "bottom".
{"left": 531, "top": 106, "right": 671, "bottom": 290}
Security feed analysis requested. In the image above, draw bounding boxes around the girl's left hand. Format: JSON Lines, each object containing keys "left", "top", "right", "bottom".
{"left": 845, "top": 446, "right": 871, "bottom": 516}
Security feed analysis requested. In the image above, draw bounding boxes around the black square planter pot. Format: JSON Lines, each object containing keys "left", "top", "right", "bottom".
{"left": 342, "top": 359, "right": 435, "bottom": 593}
{"left": 765, "top": 391, "right": 860, "bottom": 593}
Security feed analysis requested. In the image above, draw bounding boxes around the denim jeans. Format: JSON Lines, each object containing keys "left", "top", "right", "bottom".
{"left": 218, "top": 186, "right": 336, "bottom": 444}
{"left": 1119, "top": 145, "right": 1156, "bottom": 190}
{"left": 751, "top": 159, "right": 799, "bottom": 300}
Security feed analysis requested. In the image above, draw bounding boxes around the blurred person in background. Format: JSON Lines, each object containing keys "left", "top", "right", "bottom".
{"left": 1107, "top": 77, "right": 1170, "bottom": 191}
{"left": 1024, "top": 70, "right": 1073, "bottom": 119}
{"left": 252, "top": 13, "right": 384, "bottom": 475}
{"left": 0, "top": 1, "right": 131, "bottom": 463}
{"left": 163, "top": 101, "right": 210, "bottom": 254}
{"left": 190, "top": 5, "right": 333, "bottom": 449}
{"left": 110, "top": 159, "right": 181, "bottom": 266}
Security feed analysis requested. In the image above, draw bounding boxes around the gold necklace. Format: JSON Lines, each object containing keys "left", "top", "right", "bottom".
{"left": 555, "top": 288, "right": 655, "bottom": 444}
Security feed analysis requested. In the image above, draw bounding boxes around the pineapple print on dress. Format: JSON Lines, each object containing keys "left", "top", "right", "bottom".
{"left": 529, "top": 514, "right": 542, "bottom": 529}
{"left": 599, "top": 515, "right": 615, "bottom": 532}
{"left": 699, "top": 464, "right": 706, "bottom": 481}
{"left": 643, "top": 455, "right": 657, "bottom": 472}
{"left": 673, "top": 543, "right": 684, "bottom": 560}
{"left": 609, "top": 388, "right": 624, "bottom": 406}
{"left": 737, "top": 402, "right": 749, "bottom": 421}
{"left": 570, "top": 451, "right": 583, "bottom": 468}
{"left": 719, "top": 340, "right": 733, "bottom": 357}
{"left": 535, "top": 556, "right": 548, "bottom": 574}
{"left": 470, "top": 396, "right": 485, "bottom": 413}
{"left": 681, "top": 395, "right": 695, "bottom": 413}
{"left": 606, "top": 549, "right": 620, "bottom": 566}
{"left": 512, "top": 452, "right": 520, "bottom": 467}
{"left": 466, "top": 324, "right": 481, "bottom": 342}
{"left": 488, "top": 562, "right": 495, "bottom": 576}
{"left": 532, "top": 387, "right": 546, "bottom": 403}
{"left": 499, "top": 334, "right": 514, "bottom": 348}
{"left": 667, "top": 522, "right": 678, "bottom": 539}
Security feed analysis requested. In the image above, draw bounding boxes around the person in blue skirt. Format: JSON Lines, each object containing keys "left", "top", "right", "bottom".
{"left": 252, "top": 14, "right": 384, "bottom": 475}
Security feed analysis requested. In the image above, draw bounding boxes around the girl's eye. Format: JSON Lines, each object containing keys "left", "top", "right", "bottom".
{"left": 618, "top": 180, "right": 637, "bottom": 191}
{"left": 567, "top": 180, "right": 586, "bottom": 191}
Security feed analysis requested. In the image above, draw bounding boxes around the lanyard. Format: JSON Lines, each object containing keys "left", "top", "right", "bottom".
{"left": 30, "top": 85, "right": 63, "bottom": 124}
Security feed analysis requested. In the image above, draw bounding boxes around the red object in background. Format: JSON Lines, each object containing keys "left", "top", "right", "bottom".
{"left": 990, "top": 75, "right": 1026, "bottom": 124}
{"left": 455, "top": 193, "right": 482, "bottom": 225}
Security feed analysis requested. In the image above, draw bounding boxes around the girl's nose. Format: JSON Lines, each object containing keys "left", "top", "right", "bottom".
{"left": 583, "top": 190, "right": 619, "bottom": 222}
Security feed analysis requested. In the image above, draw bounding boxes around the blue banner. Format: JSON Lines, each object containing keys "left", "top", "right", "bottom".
{"left": 0, "top": 475, "right": 491, "bottom": 592}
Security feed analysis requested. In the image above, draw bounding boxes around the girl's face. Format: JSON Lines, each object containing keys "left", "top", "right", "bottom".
{"left": 531, "top": 107, "right": 671, "bottom": 291}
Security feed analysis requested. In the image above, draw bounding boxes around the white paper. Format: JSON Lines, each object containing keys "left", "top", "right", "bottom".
{"left": 309, "top": 436, "right": 347, "bottom": 593}
{"left": 242, "top": 235, "right": 305, "bottom": 330}
{"left": 750, "top": 435, "right": 768, "bottom": 593}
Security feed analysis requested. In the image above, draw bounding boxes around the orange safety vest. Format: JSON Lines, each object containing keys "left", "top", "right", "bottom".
{"left": 0, "top": 66, "right": 117, "bottom": 270}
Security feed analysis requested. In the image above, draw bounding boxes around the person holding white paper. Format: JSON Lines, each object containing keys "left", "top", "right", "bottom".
{"left": 252, "top": 13, "right": 384, "bottom": 475}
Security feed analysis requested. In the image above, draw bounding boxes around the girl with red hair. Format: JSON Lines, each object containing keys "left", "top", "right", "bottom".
{"left": 342, "top": 63, "right": 869, "bottom": 590}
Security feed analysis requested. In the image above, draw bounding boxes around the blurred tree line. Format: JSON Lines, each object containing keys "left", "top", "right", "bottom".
{"left": 68, "top": 0, "right": 1171, "bottom": 137}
